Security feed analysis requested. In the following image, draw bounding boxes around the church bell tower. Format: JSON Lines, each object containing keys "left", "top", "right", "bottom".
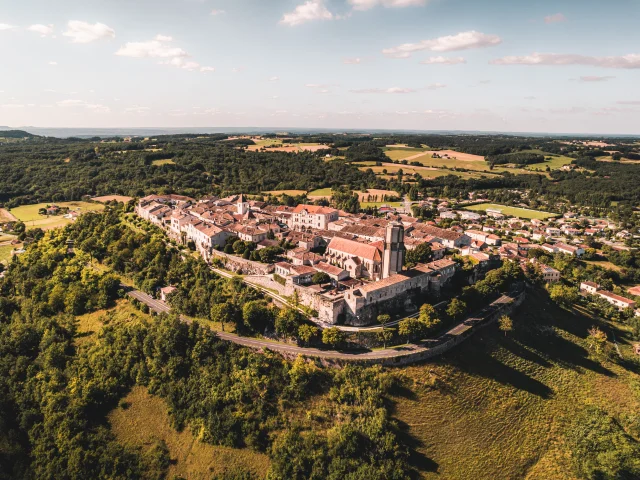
{"left": 382, "top": 222, "right": 405, "bottom": 279}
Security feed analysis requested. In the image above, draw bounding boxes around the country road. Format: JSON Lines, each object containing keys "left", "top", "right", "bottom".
{"left": 125, "top": 284, "right": 522, "bottom": 364}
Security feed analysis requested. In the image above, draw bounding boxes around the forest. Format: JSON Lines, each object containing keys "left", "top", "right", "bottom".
{"left": 0, "top": 205, "right": 412, "bottom": 479}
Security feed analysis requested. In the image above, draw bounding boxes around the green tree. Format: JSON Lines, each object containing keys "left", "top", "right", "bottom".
{"left": 312, "top": 271, "right": 330, "bottom": 285}
{"left": 447, "top": 298, "right": 467, "bottom": 320}
{"left": 377, "top": 328, "right": 394, "bottom": 349}
{"left": 297, "top": 324, "right": 318, "bottom": 346}
{"left": 275, "top": 308, "right": 303, "bottom": 339}
{"left": 242, "top": 300, "right": 273, "bottom": 333}
{"left": 210, "top": 302, "right": 237, "bottom": 332}
{"left": 498, "top": 315, "right": 513, "bottom": 337}
{"left": 405, "top": 242, "right": 432, "bottom": 267}
{"left": 398, "top": 318, "right": 426, "bottom": 342}
{"left": 322, "top": 327, "right": 346, "bottom": 348}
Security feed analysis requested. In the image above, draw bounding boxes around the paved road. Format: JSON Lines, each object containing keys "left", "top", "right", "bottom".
{"left": 125, "top": 284, "right": 521, "bottom": 363}
{"left": 126, "top": 288, "right": 171, "bottom": 314}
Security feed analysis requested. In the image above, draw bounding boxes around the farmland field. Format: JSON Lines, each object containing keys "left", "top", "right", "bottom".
{"left": 92, "top": 195, "right": 134, "bottom": 203}
{"left": 463, "top": 203, "right": 557, "bottom": 220}
{"left": 9, "top": 201, "right": 105, "bottom": 230}
{"left": 109, "top": 386, "right": 270, "bottom": 479}
{"left": 151, "top": 159, "right": 176, "bottom": 166}
{"left": 360, "top": 201, "right": 403, "bottom": 208}
{"left": 0, "top": 244, "right": 14, "bottom": 264}
{"left": 307, "top": 187, "right": 333, "bottom": 198}
{"left": 356, "top": 162, "right": 500, "bottom": 180}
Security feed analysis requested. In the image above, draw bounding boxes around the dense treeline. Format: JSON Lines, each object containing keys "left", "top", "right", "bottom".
{"left": 0, "top": 138, "right": 377, "bottom": 207}
{"left": 486, "top": 152, "right": 545, "bottom": 166}
{"left": 0, "top": 207, "right": 412, "bottom": 479}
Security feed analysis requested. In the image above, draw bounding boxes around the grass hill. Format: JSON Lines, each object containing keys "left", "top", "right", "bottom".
{"left": 83, "top": 288, "right": 640, "bottom": 479}
{"left": 0, "top": 129, "right": 37, "bottom": 138}
{"left": 393, "top": 289, "right": 640, "bottom": 479}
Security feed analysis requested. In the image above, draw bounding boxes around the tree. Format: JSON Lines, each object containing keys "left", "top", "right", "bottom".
{"left": 210, "top": 302, "right": 237, "bottom": 332}
{"left": 498, "top": 315, "right": 513, "bottom": 337}
{"left": 377, "top": 314, "right": 391, "bottom": 327}
{"left": 549, "top": 284, "right": 579, "bottom": 308}
{"left": 242, "top": 300, "right": 274, "bottom": 333}
{"left": 297, "top": 324, "right": 318, "bottom": 346}
{"left": 447, "top": 298, "right": 467, "bottom": 320}
{"left": 258, "top": 246, "right": 280, "bottom": 264}
{"left": 312, "top": 271, "right": 330, "bottom": 285}
{"left": 13, "top": 221, "right": 25, "bottom": 234}
{"left": 587, "top": 326, "right": 607, "bottom": 355}
{"left": 418, "top": 303, "right": 440, "bottom": 330}
{"left": 405, "top": 242, "right": 432, "bottom": 267}
{"left": 377, "top": 328, "right": 394, "bottom": 349}
{"left": 398, "top": 318, "right": 426, "bottom": 342}
{"left": 322, "top": 327, "right": 346, "bottom": 348}
{"left": 275, "top": 308, "right": 302, "bottom": 339}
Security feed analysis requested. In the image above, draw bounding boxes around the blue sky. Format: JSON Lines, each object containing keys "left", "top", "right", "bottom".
{"left": 1, "top": 0, "right": 639, "bottom": 133}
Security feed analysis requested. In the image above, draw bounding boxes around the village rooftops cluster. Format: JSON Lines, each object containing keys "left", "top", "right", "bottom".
{"left": 135, "top": 193, "right": 636, "bottom": 326}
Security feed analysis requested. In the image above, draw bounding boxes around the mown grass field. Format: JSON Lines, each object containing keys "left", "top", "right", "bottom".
{"left": 463, "top": 203, "right": 557, "bottom": 220}
{"left": 151, "top": 159, "right": 176, "bottom": 166}
{"left": 307, "top": 187, "right": 333, "bottom": 197}
{"left": 393, "top": 290, "right": 640, "bottom": 479}
{"left": 109, "top": 387, "right": 270, "bottom": 479}
{"left": 0, "top": 244, "right": 14, "bottom": 264}
{"left": 9, "top": 201, "right": 104, "bottom": 230}
{"left": 360, "top": 201, "right": 404, "bottom": 208}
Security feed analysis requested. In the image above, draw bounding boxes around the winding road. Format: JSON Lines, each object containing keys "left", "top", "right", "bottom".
{"left": 125, "top": 285, "right": 522, "bottom": 364}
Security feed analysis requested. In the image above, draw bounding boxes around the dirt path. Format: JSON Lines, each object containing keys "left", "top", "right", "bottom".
{"left": 0, "top": 208, "right": 18, "bottom": 223}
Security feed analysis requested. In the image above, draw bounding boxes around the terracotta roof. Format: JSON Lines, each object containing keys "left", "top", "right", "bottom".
{"left": 327, "top": 237, "right": 382, "bottom": 262}
{"left": 315, "top": 262, "right": 346, "bottom": 276}
{"left": 293, "top": 204, "right": 338, "bottom": 215}
{"left": 410, "top": 225, "right": 464, "bottom": 242}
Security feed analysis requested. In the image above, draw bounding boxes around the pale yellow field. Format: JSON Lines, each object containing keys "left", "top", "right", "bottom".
{"left": 109, "top": 387, "right": 270, "bottom": 479}
{"left": 92, "top": 195, "right": 134, "bottom": 203}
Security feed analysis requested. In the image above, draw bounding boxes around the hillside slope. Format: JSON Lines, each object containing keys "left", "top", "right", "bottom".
{"left": 393, "top": 289, "right": 640, "bottom": 479}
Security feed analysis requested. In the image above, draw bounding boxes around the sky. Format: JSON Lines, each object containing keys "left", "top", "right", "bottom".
{"left": 1, "top": 0, "right": 640, "bottom": 134}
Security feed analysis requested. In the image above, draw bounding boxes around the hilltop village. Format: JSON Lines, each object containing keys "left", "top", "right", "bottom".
{"left": 136, "top": 193, "right": 639, "bottom": 326}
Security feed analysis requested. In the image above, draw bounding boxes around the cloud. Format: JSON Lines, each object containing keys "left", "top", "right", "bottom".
{"left": 48, "top": 61, "right": 58, "bottom": 66}
{"left": 116, "top": 34, "right": 213, "bottom": 72}
{"left": 383, "top": 30, "right": 501, "bottom": 58}
{"left": 210, "top": 9, "right": 226, "bottom": 15}
{"left": 544, "top": 13, "right": 566, "bottom": 24}
{"left": 617, "top": 100, "right": 640, "bottom": 105}
{"left": 350, "top": 87, "right": 416, "bottom": 93}
{"left": 548, "top": 106, "right": 585, "bottom": 115}
{"left": 578, "top": 75, "right": 615, "bottom": 82}
{"left": 349, "top": 0, "right": 428, "bottom": 10}
{"left": 343, "top": 57, "right": 362, "bottom": 64}
{"left": 426, "top": 83, "right": 447, "bottom": 89}
{"left": 63, "top": 21, "right": 115, "bottom": 43}
{"left": 490, "top": 52, "right": 640, "bottom": 69}
{"left": 28, "top": 24, "right": 54, "bottom": 37}
{"left": 280, "top": 0, "right": 333, "bottom": 26}
{"left": 0, "top": 24, "right": 17, "bottom": 31}
{"left": 269, "top": 76, "right": 280, "bottom": 81}
{"left": 524, "top": 96, "right": 537, "bottom": 100}
{"left": 420, "top": 56, "right": 466, "bottom": 65}
{"left": 124, "top": 105, "right": 151, "bottom": 114}
{"left": 116, "top": 35, "right": 188, "bottom": 58}
{"left": 56, "top": 99, "right": 110, "bottom": 113}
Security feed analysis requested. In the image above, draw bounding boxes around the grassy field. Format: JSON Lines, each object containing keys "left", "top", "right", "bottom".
{"left": 463, "top": 203, "right": 557, "bottom": 220}
{"left": 109, "top": 387, "right": 270, "bottom": 479}
{"left": 583, "top": 259, "right": 624, "bottom": 272}
{"left": 75, "top": 300, "right": 148, "bottom": 346}
{"left": 9, "top": 201, "right": 105, "bottom": 230}
{"left": 307, "top": 187, "right": 334, "bottom": 197}
{"left": 92, "top": 195, "right": 134, "bottom": 203}
{"left": 360, "top": 201, "right": 404, "bottom": 208}
{"left": 394, "top": 290, "right": 640, "bottom": 479}
{"left": 151, "top": 159, "right": 176, "bottom": 166}
{"left": 357, "top": 162, "right": 499, "bottom": 180}
{"left": 0, "top": 244, "right": 14, "bottom": 264}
